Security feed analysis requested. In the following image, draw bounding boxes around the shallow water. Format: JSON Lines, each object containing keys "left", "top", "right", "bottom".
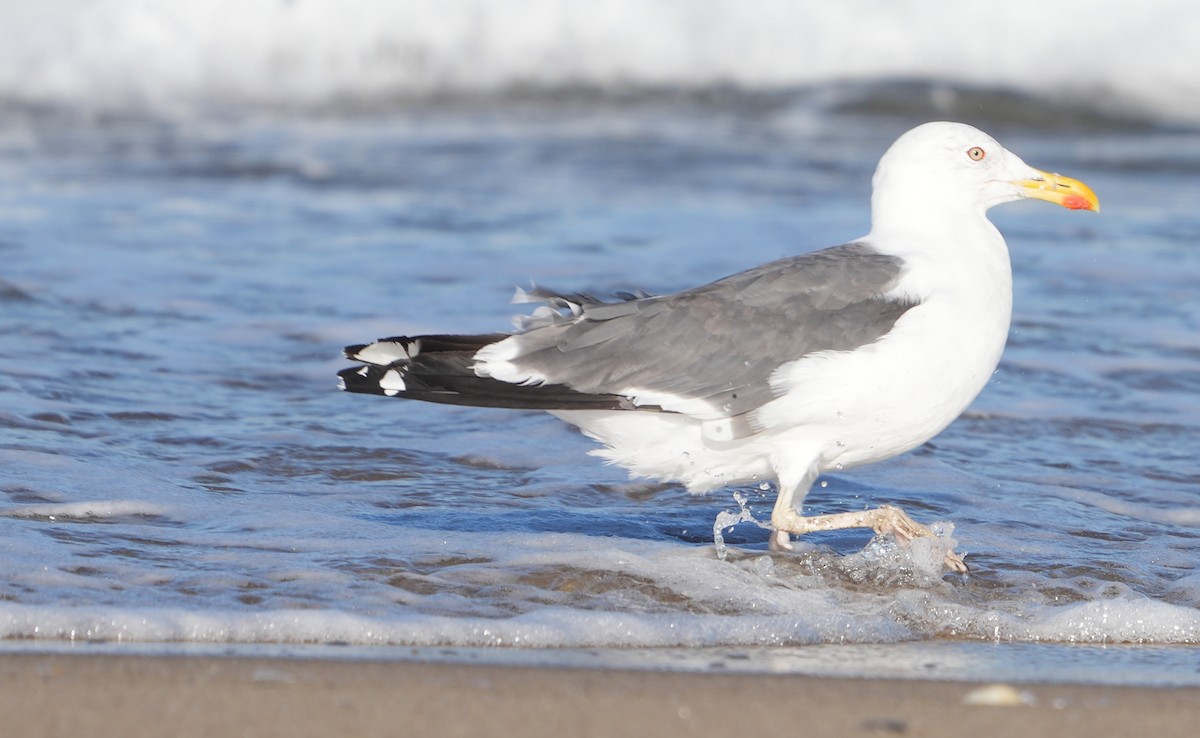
{"left": 2, "top": 89, "right": 1200, "bottom": 681}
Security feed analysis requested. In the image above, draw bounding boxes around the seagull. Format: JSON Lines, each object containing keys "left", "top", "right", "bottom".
{"left": 338, "top": 121, "right": 1098, "bottom": 572}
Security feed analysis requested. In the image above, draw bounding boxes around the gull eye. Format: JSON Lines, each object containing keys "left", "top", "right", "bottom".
{"left": 967, "top": 146, "right": 986, "bottom": 161}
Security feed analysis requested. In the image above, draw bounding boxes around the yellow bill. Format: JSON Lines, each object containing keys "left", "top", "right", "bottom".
{"left": 1013, "top": 170, "right": 1100, "bottom": 212}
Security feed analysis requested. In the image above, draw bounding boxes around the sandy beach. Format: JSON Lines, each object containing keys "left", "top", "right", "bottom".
{"left": 2, "top": 652, "right": 1197, "bottom": 738}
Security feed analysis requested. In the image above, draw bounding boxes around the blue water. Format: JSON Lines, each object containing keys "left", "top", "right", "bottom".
{"left": 2, "top": 88, "right": 1200, "bottom": 684}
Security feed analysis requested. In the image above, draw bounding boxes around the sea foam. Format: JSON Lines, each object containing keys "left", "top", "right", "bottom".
{"left": 1, "top": 1, "right": 1197, "bottom": 123}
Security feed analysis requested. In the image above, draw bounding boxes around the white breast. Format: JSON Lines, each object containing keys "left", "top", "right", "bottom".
{"left": 758, "top": 229, "right": 1014, "bottom": 471}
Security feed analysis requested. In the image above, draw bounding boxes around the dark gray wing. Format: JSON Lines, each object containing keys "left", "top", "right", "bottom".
{"left": 496, "top": 242, "right": 915, "bottom": 417}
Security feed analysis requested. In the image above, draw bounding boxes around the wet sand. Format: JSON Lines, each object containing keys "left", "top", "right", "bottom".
{"left": 2, "top": 652, "right": 1198, "bottom": 737}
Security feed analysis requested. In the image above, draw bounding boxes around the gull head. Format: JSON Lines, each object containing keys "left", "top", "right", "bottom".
{"left": 870, "top": 121, "right": 1099, "bottom": 226}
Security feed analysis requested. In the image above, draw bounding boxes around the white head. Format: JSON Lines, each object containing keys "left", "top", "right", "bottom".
{"left": 870, "top": 121, "right": 1098, "bottom": 230}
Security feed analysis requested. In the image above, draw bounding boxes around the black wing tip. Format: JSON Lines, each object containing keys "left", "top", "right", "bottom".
{"left": 336, "top": 363, "right": 654, "bottom": 412}
{"left": 337, "top": 331, "right": 653, "bottom": 411}
{"left": 337, "top": 365, "right": 393, "bottom": 396}
{"left": 344, "top": 334, "right": 512, "bottom": 362}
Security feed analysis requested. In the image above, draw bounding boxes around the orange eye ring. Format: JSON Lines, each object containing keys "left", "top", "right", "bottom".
{"left": 967, "top": 146, "right": 986, "bottom": 161}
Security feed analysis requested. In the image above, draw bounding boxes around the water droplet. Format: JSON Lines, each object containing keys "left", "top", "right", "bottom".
{"left": 820, "top": 480, "right": 828, "bottom": 488}
{"left": 834, "top": 463, "right": 844, "bottom": 471}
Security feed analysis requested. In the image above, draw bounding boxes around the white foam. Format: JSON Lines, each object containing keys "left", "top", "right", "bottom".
{"left": 2, "top": 500, "right": 169, "bottom": 520}
{"left": 2, "top": 527, "right": 1198, "bottom": 649}
{"left": 2, "top": 1, "right": 1198, "bottom": 122}
{"left": 894, "top": 590, "right": 1200, "bottom": 645}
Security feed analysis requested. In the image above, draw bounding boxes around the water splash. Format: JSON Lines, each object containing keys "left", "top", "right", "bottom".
{"left": 711, "top": 491, "right": 772, "bottom": 561}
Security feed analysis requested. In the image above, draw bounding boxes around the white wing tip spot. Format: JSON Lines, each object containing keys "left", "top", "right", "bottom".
{"left": 354, "top": 340, "right": 418, "bottom": 366}
{"left": 380, "top": 369, "right": 407, "bottom": 393}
